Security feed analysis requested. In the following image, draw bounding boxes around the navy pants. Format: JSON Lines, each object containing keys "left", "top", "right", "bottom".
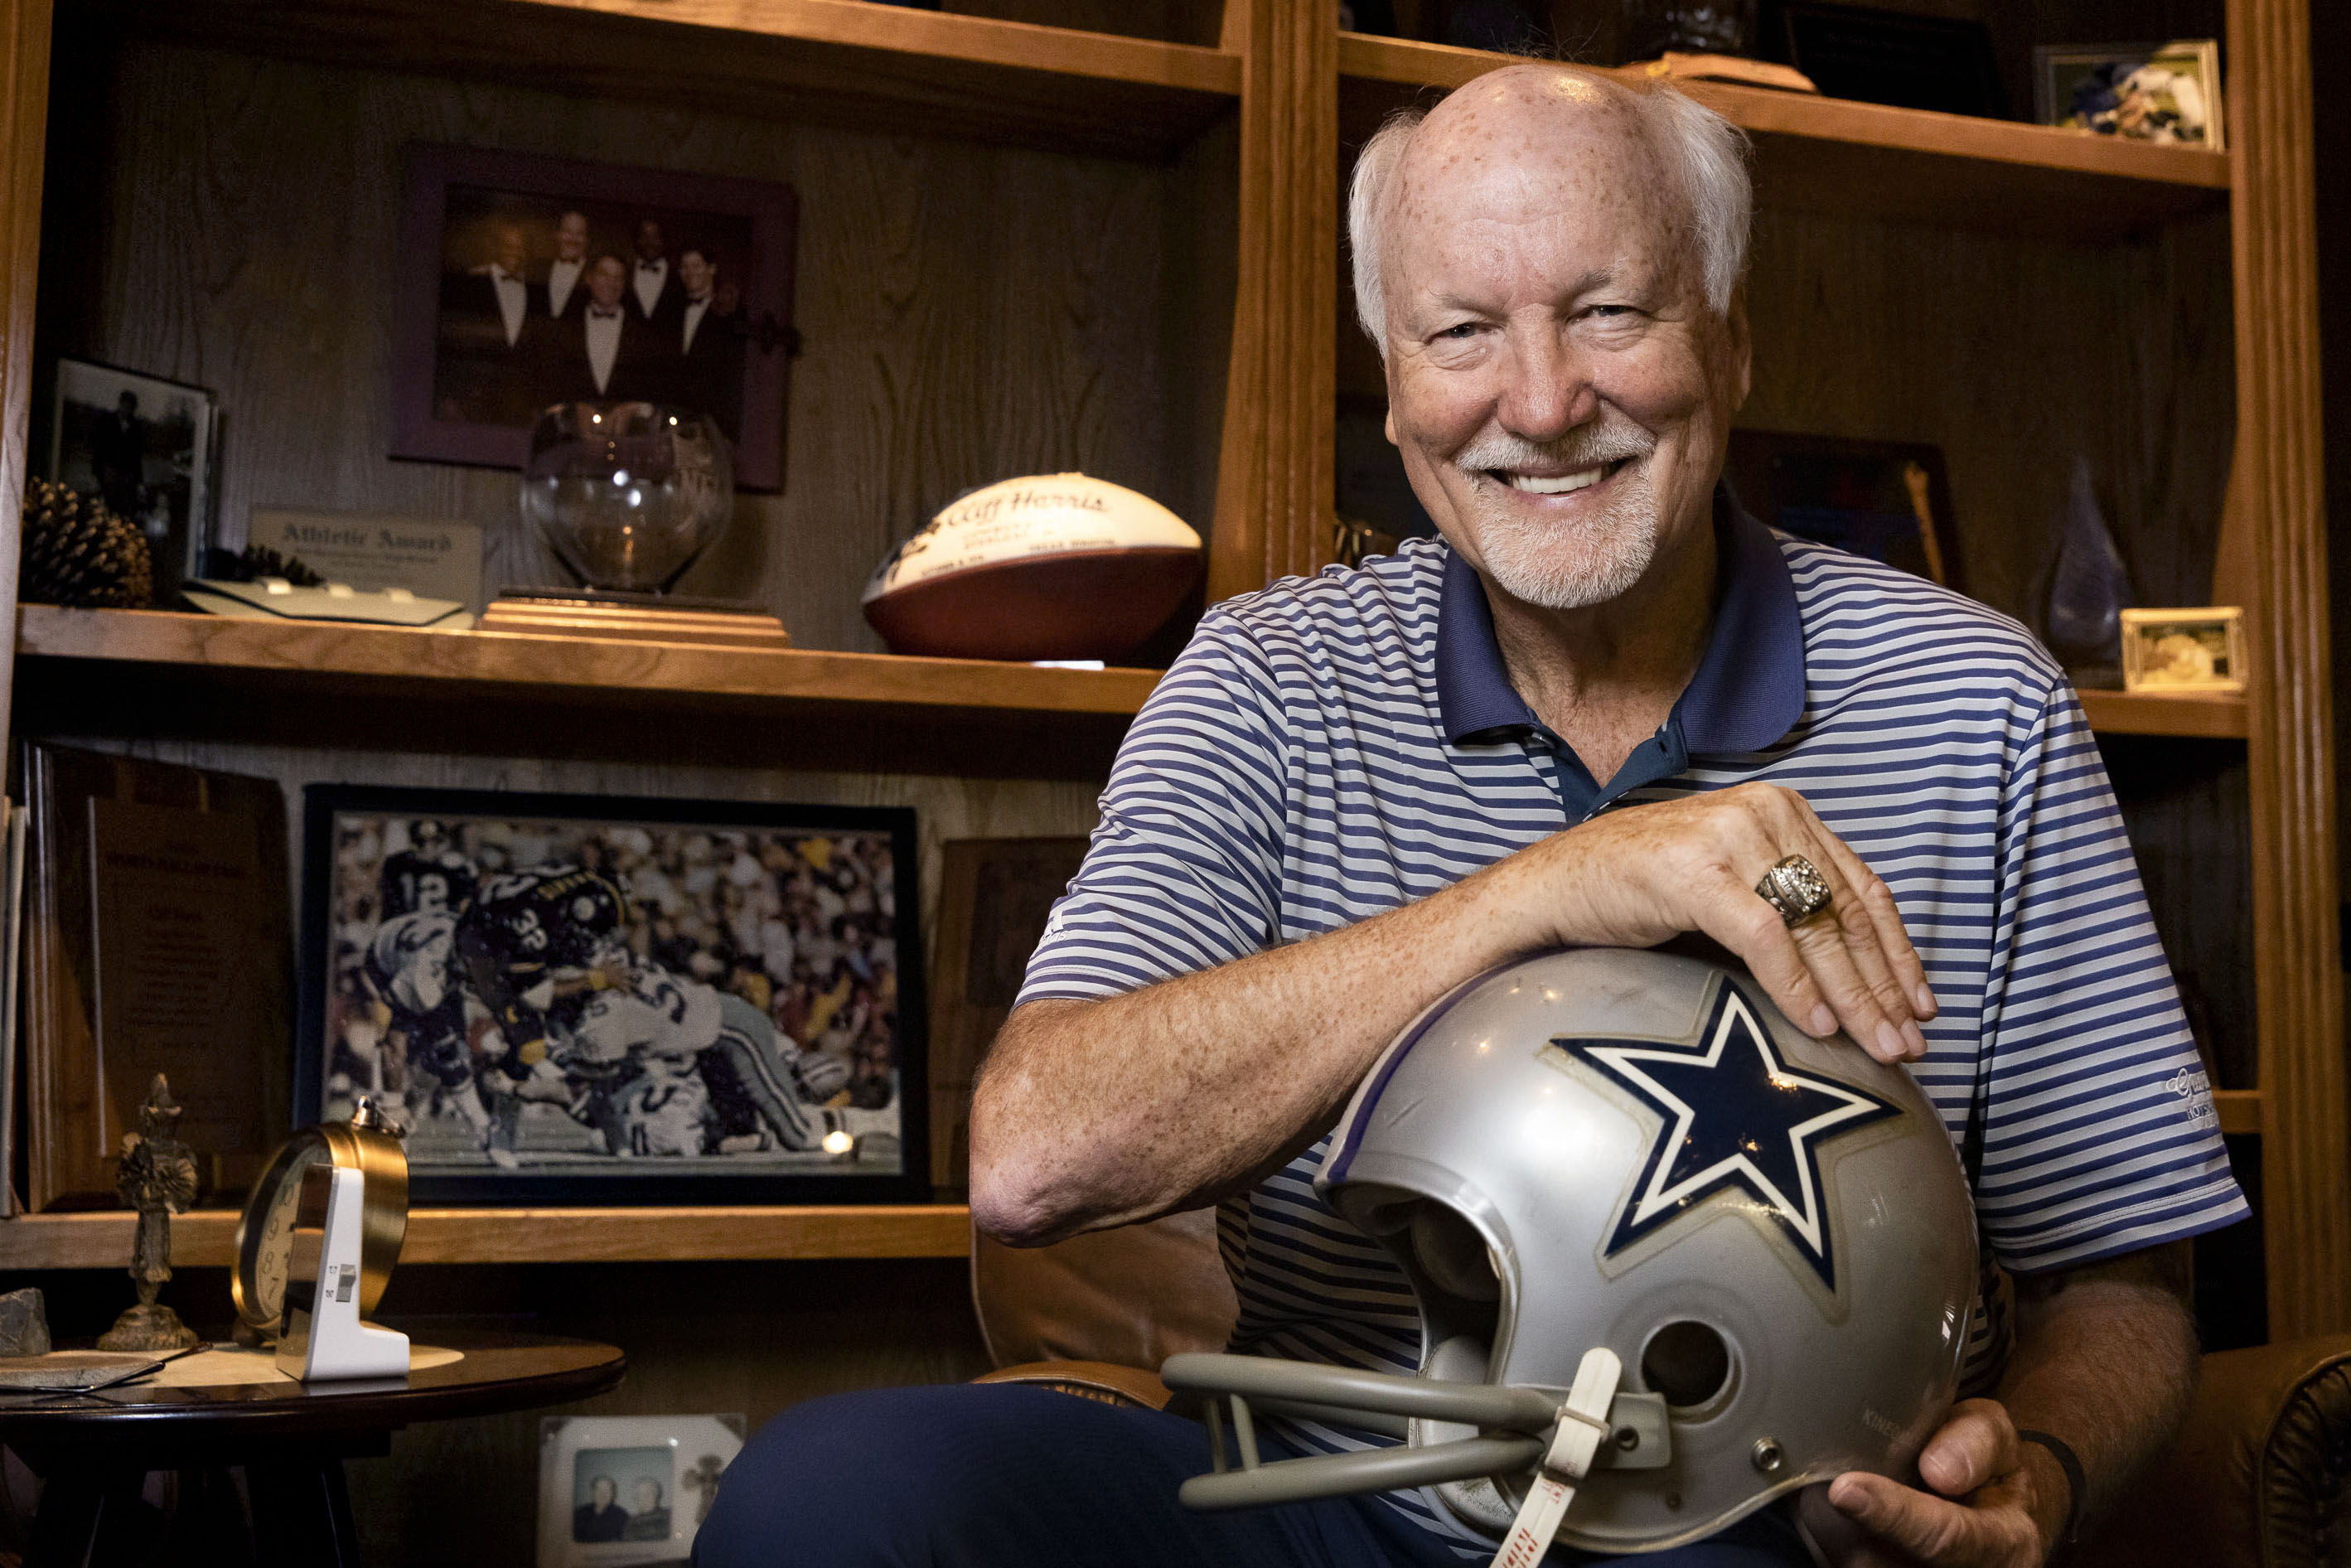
{"left": 694, "top": 1384, "right": 1812, "bottom": 1567}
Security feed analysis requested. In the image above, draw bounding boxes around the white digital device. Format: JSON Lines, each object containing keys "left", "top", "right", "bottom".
{"left": 273, "top": 1161, "right": 411, "bottom": 1381}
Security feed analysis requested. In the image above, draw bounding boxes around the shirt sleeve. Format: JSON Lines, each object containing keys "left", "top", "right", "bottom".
{"left": 1971, "top": 678, "right": 2249, "bottom": 1272}
{"left": 1018, "top": 610, "right": 1292, "bottom": 1005}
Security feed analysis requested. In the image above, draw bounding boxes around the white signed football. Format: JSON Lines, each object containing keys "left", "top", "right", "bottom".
{"left": 862, "top": 473, "right": 1203, "bottom": 662}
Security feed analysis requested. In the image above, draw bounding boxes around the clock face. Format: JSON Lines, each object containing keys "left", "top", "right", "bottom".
{"left": 238, "top": 1140, "right": 331, "bottom": 1329}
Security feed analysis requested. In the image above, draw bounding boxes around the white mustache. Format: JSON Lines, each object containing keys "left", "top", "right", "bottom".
{"left": 1456, "top": 426, "right": 1655, "bottom": 474}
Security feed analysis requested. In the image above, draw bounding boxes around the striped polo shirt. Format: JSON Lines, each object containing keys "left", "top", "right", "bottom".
{"left": 1018, "top": 493, "right": 2245, "bottom": 1551}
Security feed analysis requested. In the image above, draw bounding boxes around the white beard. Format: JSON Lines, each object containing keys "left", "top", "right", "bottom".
{"left": 1452, "top": 425, "right": 1661, "bottom": 611}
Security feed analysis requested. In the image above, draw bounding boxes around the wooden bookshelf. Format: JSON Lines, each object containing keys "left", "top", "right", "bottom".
{"left": 0, "top": 1203, "right": 974, "bottom": 1270}
{"left": 108, "top": 0, "right": 1242, "bottom": 158}
{"left": 14, "top": 606, "right": 1160, "bottom": 778}
{"left": 1338, "top": 33, "right": 2229, "bottom": 240}
{"left": 2078, "top": 688, "right": 2250, "bottom": 740}
{"left": 2217, "top": 1089, "right": 2261, "bottom": 1138}
{"left": 17, "top": 609, "right": 2237, "bottom": 747}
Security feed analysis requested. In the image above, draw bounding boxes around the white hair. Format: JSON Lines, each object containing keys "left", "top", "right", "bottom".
{"left": 1347, "top": 70, "right": 1752, "bottom": 356}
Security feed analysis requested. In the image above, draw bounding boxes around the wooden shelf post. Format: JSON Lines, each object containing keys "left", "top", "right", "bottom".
{"left": 0, "top": 0, "right": 49, "bottom": 753}
{"left": 1207, "top": 0, "right": 1338, "bottom": 603}
{"left": 2230, "top": 0, "right": 2351, "bottom": 1338}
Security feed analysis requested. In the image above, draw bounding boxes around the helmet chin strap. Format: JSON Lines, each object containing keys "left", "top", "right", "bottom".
{"left": 1489, "top": 1347, "right": 1622, "bottom": 1568}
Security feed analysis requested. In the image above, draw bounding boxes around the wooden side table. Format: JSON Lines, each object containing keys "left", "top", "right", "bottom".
{"left": 0, "top": 1330, "right": 626, "bottom": 1566}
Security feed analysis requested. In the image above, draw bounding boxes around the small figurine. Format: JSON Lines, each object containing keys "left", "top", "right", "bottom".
{"left": 96, "top": 1075, "right": 201, "bottom": 1353}
{"left": 682, "top": 1451, "right": 729, "bottom": 1525}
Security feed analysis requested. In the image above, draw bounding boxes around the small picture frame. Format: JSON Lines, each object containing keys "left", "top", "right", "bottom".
{"left": 2033, "top": 40, "right": 2224, "bottom": 151}
{"left": 44, "top": 357, "right": 218, "bottom": 604}
{"left": 539, "top": 1413, "right": 744, "bottom": 1568}
{"left": 2121, "top": 607, "right": 2246, "bottom": 694}
{"left": 298, "top": 784, "right": 926, "bottom": 1207}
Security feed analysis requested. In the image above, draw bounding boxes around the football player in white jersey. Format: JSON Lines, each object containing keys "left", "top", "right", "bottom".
{"left": 361, "top": 910, "right": 503, "bottom": 1159}
{"left": 559, "top": 962, "right": 850, "bottom": 1155}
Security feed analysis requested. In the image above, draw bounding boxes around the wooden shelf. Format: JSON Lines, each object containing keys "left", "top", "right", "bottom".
{"left": 2078, "top": 688, "right": 2249, "bottom": 740}
{"left": 15, "top": 607, "right": 1159, "bottom": 778}
{"left": 0, "top": 1203, "right": 973, "bottom": 1269}
{"left": 2216, "top": 1089, "right": 2260, "bottom": 1137}
{"left": 1338, "top": 35, "right": 2229, "bottom": 240}
{"left": 102, "top": 0, "right": 1241, "bottom": 159}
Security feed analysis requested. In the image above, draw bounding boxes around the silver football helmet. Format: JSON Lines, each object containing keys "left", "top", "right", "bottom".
{"left": 1167, "top": 946, "right": 1976, "bottom": 1556}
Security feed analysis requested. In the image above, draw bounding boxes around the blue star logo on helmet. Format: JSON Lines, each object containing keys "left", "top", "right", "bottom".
{"left": 1555, "top": 978, "right": 1903, "bottom": 1294}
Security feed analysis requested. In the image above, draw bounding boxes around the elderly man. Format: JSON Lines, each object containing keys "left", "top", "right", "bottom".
{"left": 697, "top": 65, "right": 2238, "bottom": 1568}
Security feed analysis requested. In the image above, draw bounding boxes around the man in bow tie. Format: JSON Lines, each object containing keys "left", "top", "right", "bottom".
{"left": 629, "top": 217, "right": 684, "bottom": 331}
{"left": 549, "top": 252, "right": 660, "bottom": 403}
{"left": 665, "top": 242, "right": 744, "bottom": 438}
{"left": 433, "top": 221, "right": 547, "bottom": 425}
{"left": 544, "top": 210, "right": 591, "bottom": 322}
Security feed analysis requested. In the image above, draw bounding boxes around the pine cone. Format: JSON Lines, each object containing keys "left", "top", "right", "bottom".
{"left": 19, "top": 480, "right": 152, "bottom": 609}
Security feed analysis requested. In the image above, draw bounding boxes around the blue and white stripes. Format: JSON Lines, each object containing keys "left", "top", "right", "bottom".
{"left": 1021, "top": 529, "right": 2242, "bottom": 1551}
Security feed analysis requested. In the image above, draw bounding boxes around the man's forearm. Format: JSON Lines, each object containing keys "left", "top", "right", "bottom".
{"left": 970, "top": 781, "right": 1937, "bottom": 1247}
{"left": 1997, "top": 1242, "right": 2198, "bottom": 1546}
{"left": 969, "top": 862, "right": 1526, "bottom": 1245}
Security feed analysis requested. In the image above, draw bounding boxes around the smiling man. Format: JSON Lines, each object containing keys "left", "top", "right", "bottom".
{"left": 696, "top": 65, "right": 2241, "bottom": 1568}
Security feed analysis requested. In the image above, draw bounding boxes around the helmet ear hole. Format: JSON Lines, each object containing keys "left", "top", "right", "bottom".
{"left": 1640, "top": 1320, "right": 1731, "bottom": 1409}
{"left": 1410, "top": 1204, "right": 1500, "bottom": 1304}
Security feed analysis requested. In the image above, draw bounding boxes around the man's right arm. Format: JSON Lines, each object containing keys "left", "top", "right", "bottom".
{"left": 970, "top": 780, "right": 1937, "bottom": 1246}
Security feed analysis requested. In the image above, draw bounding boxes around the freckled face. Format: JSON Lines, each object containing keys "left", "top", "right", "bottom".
{"left": 1380, "top": 77, "right": 1749, "bottom": 610}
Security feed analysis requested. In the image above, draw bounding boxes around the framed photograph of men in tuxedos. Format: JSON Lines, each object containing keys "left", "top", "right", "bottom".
{"left": 391, "top": 145, "right": 797, "bottom": 489}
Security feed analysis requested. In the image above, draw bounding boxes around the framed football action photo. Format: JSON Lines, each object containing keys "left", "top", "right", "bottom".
{"left": 390, "top": 144, "right": 798, "bottom": 489}
{"left": 298, "top": 785, "right": 925, "bottom": 1206}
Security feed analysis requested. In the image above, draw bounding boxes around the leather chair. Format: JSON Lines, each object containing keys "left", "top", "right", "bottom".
{"left": 970, "top": 1214, "right": 2351, "bottom": 1564}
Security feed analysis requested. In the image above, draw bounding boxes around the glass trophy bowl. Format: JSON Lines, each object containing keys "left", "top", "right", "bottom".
{"left": 520, "top": 402, "right": 733, "bottom": 594}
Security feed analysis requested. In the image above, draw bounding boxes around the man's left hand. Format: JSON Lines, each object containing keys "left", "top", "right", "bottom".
{"left": 1810, "top": 1399, "right": 2062, "bottom": 1567}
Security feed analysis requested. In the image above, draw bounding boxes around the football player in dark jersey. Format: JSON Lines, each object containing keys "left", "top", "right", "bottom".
{"left": 454, "top": 864, "right": 632, "bottom": 1082}
{"left": 379, "top": 820, "right": 479, "bottom": 919}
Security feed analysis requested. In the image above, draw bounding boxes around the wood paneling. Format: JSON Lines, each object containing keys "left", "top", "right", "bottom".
{"left": 0, "top": 0, "right": 49, "bottom": 757}
{"left": 0, "top": 1203, "right": 973, "bottom": 1267}
{"left": 1207, "top": 0, "right": 1337, "bottom": 602}
{"left": 2100, "top": 733, "right": 2257, "bottom": 1090}
{"left": 2217, "top": 1090, "right": 2260, "bottom": 1136}
{"left": 2229, "top": 0, "right": 2350, "bottom": 1339}
{"left": 1741, "top": 206, "right": 2233, "bottom": 632}
{"left": 36, "top": 31, "right": 1221, "bottom": 658}
{"left": 2078, "top": 690, "right": 2248, "bottom": 738}
{"left": 99, "top": 0, "right": 1239, "bottom": 160}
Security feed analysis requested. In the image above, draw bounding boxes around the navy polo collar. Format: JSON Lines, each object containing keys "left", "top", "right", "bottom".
{"left": 1434, "top": 483, "right": 1805, "bottom": 755}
